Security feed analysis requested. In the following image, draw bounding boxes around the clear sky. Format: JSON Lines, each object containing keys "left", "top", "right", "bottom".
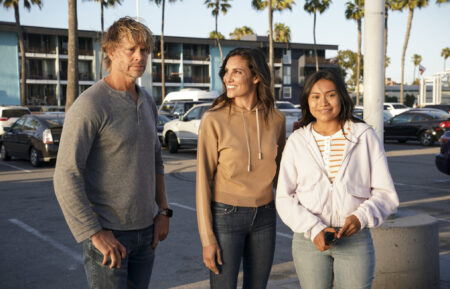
{"left": 1, "top": 0, "right": 449, "bottom": 84}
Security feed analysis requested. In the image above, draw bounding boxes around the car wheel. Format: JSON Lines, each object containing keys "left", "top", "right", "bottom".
{"left": 419, "top": 131, "right": 434, "bottom": 146}
{"left": 167, "top": 132, "right": 179, "bottom": 154}
{"left": 1, "top": 144, "right": 11, "bottom": 161}
{"left": 29, "top": 147, "right": 42, "bottom": 167}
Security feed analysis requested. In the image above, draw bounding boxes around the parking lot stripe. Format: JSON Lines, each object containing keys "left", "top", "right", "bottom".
{"left": 170, "top": 202, "right": 196, "bottom": 212}
{"left": 9, "top": 218, "right": 83, "bottom": 263}
{"left": 168, "top": 203, "right": 293, "bottom": 239}
{"left": 0, "top": 162, "right": 32, "bottom": 173}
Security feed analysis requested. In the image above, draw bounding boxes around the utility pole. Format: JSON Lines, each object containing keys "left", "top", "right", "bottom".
{"left": 363, "top": 0, "right": 384, "bottom": 141}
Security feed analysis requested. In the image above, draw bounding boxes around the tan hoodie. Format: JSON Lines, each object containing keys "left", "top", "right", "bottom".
{"left": 196, "top": 102, "right": 286, "bottom": 247}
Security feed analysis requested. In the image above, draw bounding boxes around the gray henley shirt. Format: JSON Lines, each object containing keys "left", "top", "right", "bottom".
{"left": 54, "top": 79, "right": 164, "bottom": 243}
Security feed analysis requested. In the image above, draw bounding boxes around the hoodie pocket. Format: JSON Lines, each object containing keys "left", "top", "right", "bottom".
{"left": 345, "top": 183, "right": 371, "bottom": 199}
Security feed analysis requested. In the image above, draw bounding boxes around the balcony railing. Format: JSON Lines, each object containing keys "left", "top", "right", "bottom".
{"left": 25, "top": 73, "right": 57, "bottom": 80}
{"left": 59, "top": 72, "right": 93, "bottom": 81}
{"left": 25, "top": 47, "right": 56, "bottom": 54}
{"left": 183, "top": 55, "right": 209, "bottom": 61}
{"left": 152, "top": 73, "right": 182, "bottom": 83}
{"left": 184, "top": 76, "right": 210, "bottom": 83}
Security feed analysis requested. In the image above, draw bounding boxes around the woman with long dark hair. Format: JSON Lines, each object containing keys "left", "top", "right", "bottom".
{"left": 276, "top": 69, "right": 399, "bottom": 289}
{"left": 196, "top": 48, "right": 286, "bottom": 289}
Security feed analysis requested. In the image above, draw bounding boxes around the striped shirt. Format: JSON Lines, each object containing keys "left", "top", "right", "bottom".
{"left": 312, "top": 123, "right": 350, "bottom": 183}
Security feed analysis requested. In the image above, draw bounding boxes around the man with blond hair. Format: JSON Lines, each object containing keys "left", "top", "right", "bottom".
{"left": 54, "top": 17, "right": 172, "bottom": 289}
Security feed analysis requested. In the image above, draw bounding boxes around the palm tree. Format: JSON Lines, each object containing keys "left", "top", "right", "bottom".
{"left": 274, "top": 23, "right": 290, "bottom": 43}
{"left": 441, "top": 47, "right": 450, "bottom": 71}
{"left": 66, "top": 0, "right": 79, "bottom": 111}
{"left": 251, "top": 0, "right": 295, "bottom": 96}
{"left": 89, "top": 0, "right": 122, "bottom": 80}
{"left": 209, "top": 31, "right": 225, "bottom": 39}
{"left": 391, "top": 0, "right": 428, "bottom": 103}
{"left": 229, "top": 26, "right": 254, "bottom": 40}
{"left": 345, "top": 0, "right": 364, "bottom": 106}
{"left": 304, "top": 0, "right": 331, "bottom": 72}
{"left": 204, "top": 0, "right": 231, "bottom": 63}
{"left": 0, "top": 0, "right": 42, "bottom": 105}
{"left": 150, "top": 0, "right": 180, "bottom": 102}
{"left": 411, "top": 53, "right": 422, "bottom": 83}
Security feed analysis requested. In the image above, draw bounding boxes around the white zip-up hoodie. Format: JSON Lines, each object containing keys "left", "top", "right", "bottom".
{"left": 276, "top": 121, "right": 399, "bottom": 241}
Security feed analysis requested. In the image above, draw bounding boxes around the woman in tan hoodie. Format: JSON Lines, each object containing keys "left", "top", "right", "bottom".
{"left": 196, "top": 48, "right": 286, "bottom": 289}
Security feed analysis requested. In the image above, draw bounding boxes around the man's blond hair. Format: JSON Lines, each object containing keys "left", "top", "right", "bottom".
{"left": 102, "top": 17, "right": 154, "bottom": 72}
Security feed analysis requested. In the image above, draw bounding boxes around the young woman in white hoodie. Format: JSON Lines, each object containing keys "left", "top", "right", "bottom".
{"left": 276, "top": 69, "right": 399, "bottom": 289}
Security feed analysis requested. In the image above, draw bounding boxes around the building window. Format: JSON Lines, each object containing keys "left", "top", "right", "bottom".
{"left": 25, "top": 58, "right": 56, "bottom": 80}
{"left": 283, "top": 50, "right": 291, "bottom": 64}
{"left": 183, "top": 44, "right": 209, "bottom": 61}
{"left": 184, "top": 64, "right": 209, "bottom": 83}
{"left": 26, "top": 84, "right": 57, "bottom": 105}
{"left": 153, "top": 42, "right": 181, "bottom": 60}
{"left": 283, "top": 66, "right": 291, "bottom": 85}
{"left": 283, "top": 87, "right": 292, "bottom": 99}
{"left": 25, "top": 33, "right": 56, "bottom": 54}
{"left": 58, "top": 36, "right": 93, "bottom": 55}
{"left": 59, "top": 60, "right": 93, "bottom": 81}
{"left": 152, "top": 64, "right": 181, "bottom": 83}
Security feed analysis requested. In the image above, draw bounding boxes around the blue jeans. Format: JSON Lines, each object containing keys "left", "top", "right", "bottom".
{"left": 83, "top": 225, "right": 155, "bottom": 289}
{"left": 210, "top": 201, "right": 276, "bottom": 289}
{"left": 292, "top": 228, "right": 375, "bottom": 289}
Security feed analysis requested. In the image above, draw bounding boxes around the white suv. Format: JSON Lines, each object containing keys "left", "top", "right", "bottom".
{"left": 162, "top": 103, "right": 211, "bottom": 153}
{"left": 383, "top": 103, "right": 410, "bottom": 117}
{"left": 0, "top": 106, "right": 31, "bottom": 135}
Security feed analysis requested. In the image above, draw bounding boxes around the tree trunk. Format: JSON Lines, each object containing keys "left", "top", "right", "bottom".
{"left": 13, "top": 3, "right": 26, "bottom": 106}
{"left": 313, "top": 10, "right": 319, "bottom": 72}
{"left": 161, "top": 0, "right": 166, "bottom": 102}
{"left": 356, "top": 18, "right": 361, "bottom": 106}
{"left": 400, "top": 8, "right": 414, "bottom": 104}
{"left": 268, "top": 0, "right": 275, "bottom": 98}
{"left": 66, "top": 0, "right": 79, "bottom": 111}
{"left": 98, "top": 2, "right": 104, "bottom": 80}
{"left": 215, "top": 13, "right": 223, "bottom": 64}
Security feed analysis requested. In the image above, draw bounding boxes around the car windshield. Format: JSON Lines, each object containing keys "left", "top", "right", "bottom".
{"left": 43, "top": 118, "right": 64, "bottom": 127}
{"left": 160, "top": 103, "right": 175, "bottom": 114}
{"left": 2, "top": 109, "right": 29, "bottom": 118}
{"left": 276, "top": 102, "right": 296, "bottom": 109}
{"left": 393, "top": 104, "right": 408, "bottom": 109}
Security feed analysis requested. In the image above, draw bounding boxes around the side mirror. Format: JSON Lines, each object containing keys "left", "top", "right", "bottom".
{"left": 179, "top": 115, "right": 184, "bottom": 121}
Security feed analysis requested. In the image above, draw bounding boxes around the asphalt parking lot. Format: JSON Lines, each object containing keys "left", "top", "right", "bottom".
{"left": 0, "top": 141, "right": 449, "bottom": 288}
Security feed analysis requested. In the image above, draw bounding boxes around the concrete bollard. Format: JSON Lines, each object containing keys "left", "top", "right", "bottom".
{"left": 371, "top": 209, "right": 440, "bottom": 289}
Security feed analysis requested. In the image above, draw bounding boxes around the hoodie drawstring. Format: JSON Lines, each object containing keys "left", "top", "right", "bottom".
{"left": 242, "top": 112, "right": 252, "bottom": 172}
{"left": 256, "top": 108, "right": 262, "bottom": 160}
{"left": 242, "top": 109, "right": 263, "bottom": 172}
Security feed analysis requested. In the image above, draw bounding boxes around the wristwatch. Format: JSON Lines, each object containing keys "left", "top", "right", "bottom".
{"left": 158, "top": 207, "right": 173, "bottom": 218}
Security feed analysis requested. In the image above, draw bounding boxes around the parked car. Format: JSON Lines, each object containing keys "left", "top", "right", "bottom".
{"left": 384, "top": 103, "right": 410, "bottom": 116}
{"left": 423, "top": 104, "right": 450, "bottom": 114}
{"left": 435, "top": 131, "right": 450, "bottom": 175}
{"left": 162, "top": 103, "right": 211, "bottom": 153}
{"left": 157, "top": 114, "right": 170, "bottom": 144}
{"left": 384, "top": 109, "right": 450, "bottom": 146}
{"left": 0, "top": 106, "right": 30, "bottom": 135}
{"left": 275, "top": 101, "right": 302, "bottom": 138}
{"left": 159, "top": 100, "right": 208, "bottom": 119}
{"left": 0, "top": 113, "right": 64, "bottom": 166}
{"left": 353, "top": 108, "right": 393, "bottom": 122}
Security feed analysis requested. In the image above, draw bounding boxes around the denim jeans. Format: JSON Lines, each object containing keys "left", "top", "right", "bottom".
{"left": 210, "top": 201, "right": 276, "bottom": 289}
{"left": 292, "top": 228, "right": 375, "bottom": 289}
{"left": 83, "top": 225, "right": 155, "bottom": 289}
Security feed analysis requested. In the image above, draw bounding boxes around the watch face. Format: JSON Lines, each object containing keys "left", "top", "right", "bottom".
{"left": 160, "top": 208, "right": 173, "bottom": 217}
